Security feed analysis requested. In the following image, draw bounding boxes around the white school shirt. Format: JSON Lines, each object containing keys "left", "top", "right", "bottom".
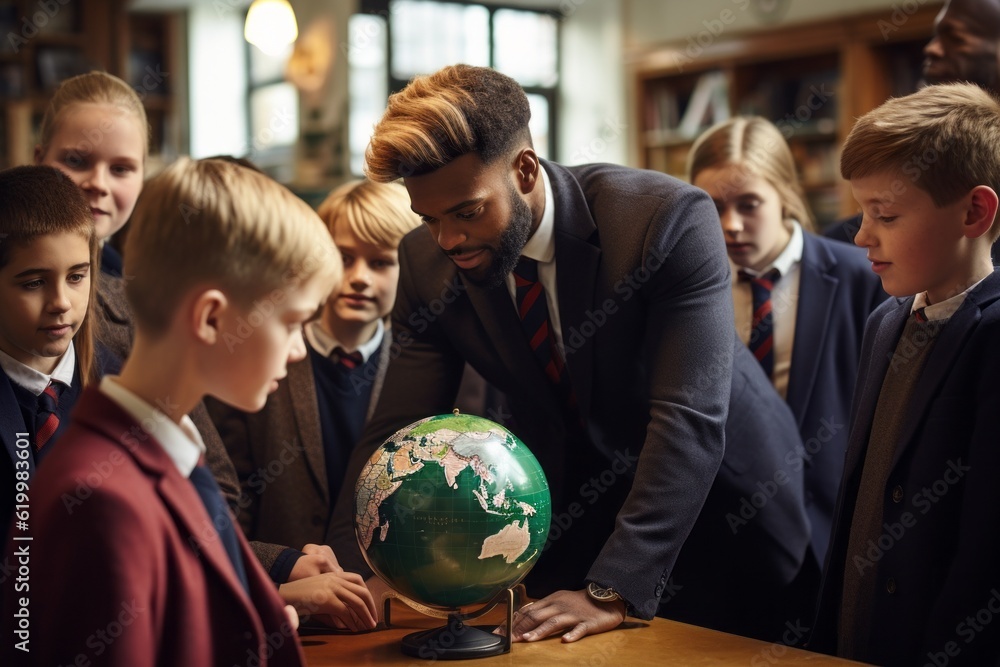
{"left": 0, "top": 342, "right": 76, "bottom": 396}
{"left": 99, "top": 376, "right": 205, "bottom": 477}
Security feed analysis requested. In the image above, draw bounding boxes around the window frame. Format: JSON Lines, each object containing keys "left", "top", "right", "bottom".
{"left": 360, "top": 0, "right": 561, "bottom": 160}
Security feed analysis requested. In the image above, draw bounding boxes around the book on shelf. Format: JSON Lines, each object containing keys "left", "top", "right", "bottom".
{"left": 645, "top": 70, "right": 729, "bottom": 143}
{"left": 677, "top": 70, "right": 728, "bottom": 139}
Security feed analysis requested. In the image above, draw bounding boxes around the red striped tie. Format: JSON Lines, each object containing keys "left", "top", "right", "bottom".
{"left": 333, "top": 347, "right": 364, "bottom": 370}
{"left": 739, "top": 268, "right": 781, "bottom": 379}
{"left": 513, "top": 257, "right": 575, "bottom": 408}
{"left": 35, "top": 381, "right": 64, "bottom": 451}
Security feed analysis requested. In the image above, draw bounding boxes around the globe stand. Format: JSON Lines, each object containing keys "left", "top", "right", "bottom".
{"left": 384, "top": 585, "right": 526, "bottom": 660}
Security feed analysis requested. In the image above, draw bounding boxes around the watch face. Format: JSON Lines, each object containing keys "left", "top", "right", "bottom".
{"left": 587, "top": 582, "right": 620, "bottom": 601}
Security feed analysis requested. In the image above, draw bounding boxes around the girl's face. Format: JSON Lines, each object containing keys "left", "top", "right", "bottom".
{"left": 693, "top": 164, "right": 792, "bottom": 273}
{"left": 0, "top": 231, "right": 91, "bottom": 374}
{"left": 37, "top": 103, "right": 145, "bottom": 241}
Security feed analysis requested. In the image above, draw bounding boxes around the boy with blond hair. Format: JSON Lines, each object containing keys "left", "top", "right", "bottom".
{"left": 208, "top": 180, "right": 418, "bottom": 628}
{"left": 812, "top": 83, "right": 1000, "bottom": 665}
{"left": 2, "top": 158, "right": 343, "bottom": 665}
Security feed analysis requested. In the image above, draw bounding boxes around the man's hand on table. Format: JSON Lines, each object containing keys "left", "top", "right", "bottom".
{"left": 510, "top": 589, "right": 626, "bottom": 643}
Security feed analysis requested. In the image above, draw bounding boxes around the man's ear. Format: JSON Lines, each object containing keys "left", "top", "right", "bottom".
{"left": 964, "top": 185, "right": 1000, "bottom": 239}
{"left": 513, "top": 148, "right": 540, "bottom": 195}
{"left": 190, "top": 288, "right": 229, "bottom": 345}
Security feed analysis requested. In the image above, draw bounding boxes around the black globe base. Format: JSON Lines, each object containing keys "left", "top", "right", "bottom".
{"left": 383, "top": 586, "right": 523, "bottom": 659}
{"left": 401, "top": 616, "right": 507, "bottom": 660}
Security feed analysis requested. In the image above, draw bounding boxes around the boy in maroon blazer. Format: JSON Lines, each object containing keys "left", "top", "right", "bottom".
{"left": 2, "top": 157, "right": 374, "bottom": 665}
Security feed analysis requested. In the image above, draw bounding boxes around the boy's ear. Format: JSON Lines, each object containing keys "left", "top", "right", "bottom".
{"left": 964, "top": 185, "right": 1000, "bottom": 239}
{"left": 190, "top": 288, "right": 229, "bottom": 345}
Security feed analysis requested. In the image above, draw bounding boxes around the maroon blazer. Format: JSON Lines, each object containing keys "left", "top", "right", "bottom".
{"left": 1, "top": 388, "right": 305, "bottom": 667}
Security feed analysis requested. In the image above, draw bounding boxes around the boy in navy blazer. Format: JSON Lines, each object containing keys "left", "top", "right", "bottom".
{"left": 811, "top": 83, "right": 1000, "bottom": 665}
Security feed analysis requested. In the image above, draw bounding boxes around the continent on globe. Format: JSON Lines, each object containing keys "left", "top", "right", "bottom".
{"left": 479, "top": 519, "right": 531, "bottom": 564}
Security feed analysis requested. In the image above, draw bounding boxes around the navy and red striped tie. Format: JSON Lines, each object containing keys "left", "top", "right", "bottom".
{"left": 332, "top": 347, "right": 364, "bottom": 370}
{"left": 35, "top": 381, "right": 64, "bottom": 451}
{"left": 740, "top": 268, "right": 781, "bottom": 379}
{"left": 513, "top": 257, "right": 575, "bottom": 408}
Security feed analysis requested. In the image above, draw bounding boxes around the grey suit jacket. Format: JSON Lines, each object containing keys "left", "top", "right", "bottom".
{"left": 329, "top": 160, "right": 734, "bottom": 618}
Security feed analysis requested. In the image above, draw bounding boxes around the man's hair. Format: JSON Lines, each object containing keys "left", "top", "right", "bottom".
{"left": 38, "top": 71, "right": 149, "bottom": 159}
{"left": 688, "top": 116, "right": 815, "bottom": 232}
{"left": 841, "top": 82, "right": 1000, "bottom": 241}
{"left": 123, "top": 157, "right": 341, "bottom": 334}
{"left": 316, "top": 179, "right": 420, "bottom": 250}
{"left": 365, "top": 64, "right": 532, "bottom": 182}
{"left": 0, "top": 165, "right": 98, "bottom": 385}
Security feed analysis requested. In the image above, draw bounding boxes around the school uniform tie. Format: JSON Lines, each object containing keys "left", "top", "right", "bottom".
{"left": 513, "top": 257, "right": 575, "bottom": 409}
{"left": 34, "top": 381, "right": 65, "bottom": 451}
{"left": 331, "top": 347, "right": 364, "bottom": 370}
{"left": 188, "top": 464, "right": 250, "bottom": 594}
{"left": 739, "top": 268, "right": 781, "bottom": 378}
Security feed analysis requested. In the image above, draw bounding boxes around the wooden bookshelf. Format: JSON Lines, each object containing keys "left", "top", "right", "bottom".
{"left": 632, "top": 4, "right": 942, "bottom": 230}
{"left": 0, "top": 0, "right": 184, "bottom": 170}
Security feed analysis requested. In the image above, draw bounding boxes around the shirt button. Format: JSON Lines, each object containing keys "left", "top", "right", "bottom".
{"left": 892, "top": 486, "right": 904, "bottom": 503}
{"left": 886, "top": 577, "right": 897, "bottom": 594}
{"left": 312, "top": 515, "right": 324, "bottom": 526}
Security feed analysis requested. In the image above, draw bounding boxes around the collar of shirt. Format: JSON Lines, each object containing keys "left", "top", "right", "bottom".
{"left": 98, "top": 376, "right": 205, "bottom": 477}
{"left": 0, "top": 342, "right": 76, "bottom": 396}
{"left": 911, "top": 271, "right": 994, "bottom": 322}
{"left": 506, "top": 163, "right": 556, "bottom": 296}
{"left": 730, "top": 220, "right": 804, "bottom": 281}
{"left": 305, "top": 318, "right": 385, "bottom": 362}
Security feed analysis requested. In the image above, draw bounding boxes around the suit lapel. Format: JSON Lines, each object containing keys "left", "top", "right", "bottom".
{"left": 287, "top": 358, "right": 328, "bottom": 505}
{"left": 0, "top": 374, "right": 32, "bottom": 476}
{"left": 787, "top": 234, "right": 837, "bottom": 428}
{"left": 463, "top": 278, "right": 561, "bottom": 416}
{"left": 891, "top": 283, "right": 995, "bottom": 468}
{"left": 545, "top": 161, "right": 601, "bottom": 419}
{"left": 156, "top": 470, "right": 259, "bottom": 609}
{"left": 75, "top": 389, "right": 258, "bottom": 615}
{"left": 366, "top": 330, "right": 393, "bottom": 423}
{"left": 843, "top": 301, "right": 909, "bottom": 477}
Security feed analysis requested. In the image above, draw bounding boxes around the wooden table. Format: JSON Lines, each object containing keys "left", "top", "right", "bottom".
{"left": 300, "top": 600, "right": 865, "bottom": 666}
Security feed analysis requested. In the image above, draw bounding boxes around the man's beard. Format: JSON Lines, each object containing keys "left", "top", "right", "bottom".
{"left": 459, "top": 181, "right": 534, "bottom": 289}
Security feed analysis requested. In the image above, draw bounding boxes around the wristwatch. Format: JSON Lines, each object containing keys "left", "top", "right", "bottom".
{"left": 586, "top": 581, "right": 622, "bottom": 603}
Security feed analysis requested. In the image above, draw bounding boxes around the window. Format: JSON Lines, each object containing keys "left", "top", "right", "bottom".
{"left": 246, "top": 41, "right": 299, "bottom": 182}
{"left": 348, "top": 0, "right": 560, "bottom": 176}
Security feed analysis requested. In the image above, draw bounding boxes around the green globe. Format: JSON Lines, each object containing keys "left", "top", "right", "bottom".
{"left": 354, "top": 413, "right": 551, "bottom": 609}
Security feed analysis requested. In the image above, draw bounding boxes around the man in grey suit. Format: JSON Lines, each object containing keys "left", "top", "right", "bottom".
{"left": 331, "top": 64, "right": 809, "bottom": 642}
